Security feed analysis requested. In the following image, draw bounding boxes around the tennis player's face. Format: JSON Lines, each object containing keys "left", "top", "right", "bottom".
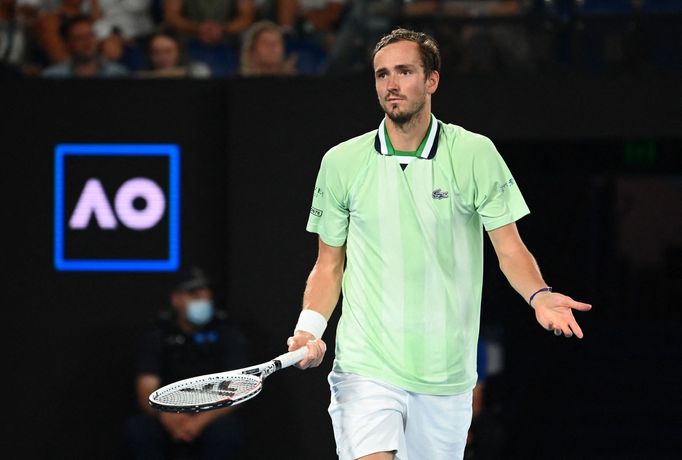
{"left": 374, "top": 41, "right": 438, "bottom": 125}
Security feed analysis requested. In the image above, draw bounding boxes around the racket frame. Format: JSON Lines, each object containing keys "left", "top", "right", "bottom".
{"left": 148, "top": 347, "right": 308, "bottom": 413}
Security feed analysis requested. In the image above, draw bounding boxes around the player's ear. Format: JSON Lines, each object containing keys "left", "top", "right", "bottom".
{"left": 426, "top": 70, "right": 439, "bottom": 95}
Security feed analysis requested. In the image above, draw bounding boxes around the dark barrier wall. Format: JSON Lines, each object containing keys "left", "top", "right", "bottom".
{"left": 5, "top": 75, "right": 682, "bottom": 459}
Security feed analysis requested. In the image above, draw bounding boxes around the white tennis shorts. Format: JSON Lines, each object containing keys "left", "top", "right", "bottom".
{"left": 327, "top": 370, "right": 473, "bottom": 460}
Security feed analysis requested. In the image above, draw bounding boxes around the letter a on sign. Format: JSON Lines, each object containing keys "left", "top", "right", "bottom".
{"left": 69, "top": 178, "right": 118, "bottom": 229}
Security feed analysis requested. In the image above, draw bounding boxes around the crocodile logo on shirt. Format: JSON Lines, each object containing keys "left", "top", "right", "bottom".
{"left": 432, "top": 189, "right": 449, "bottom": 200}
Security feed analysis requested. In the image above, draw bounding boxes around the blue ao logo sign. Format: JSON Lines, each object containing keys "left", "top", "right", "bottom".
{"left": 54, "top": 144, "right": 180, "bottom": 271}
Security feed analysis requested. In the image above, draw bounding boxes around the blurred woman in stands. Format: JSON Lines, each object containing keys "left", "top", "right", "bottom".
{"left": 136, "top": 28, "right": 211, "bottom": 78}
{"left": 239, "top": 19, "right": 296, "bottom": 76}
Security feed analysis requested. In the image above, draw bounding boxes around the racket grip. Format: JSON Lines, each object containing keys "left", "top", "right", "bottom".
{"left": 276, "top": 347, "right": 310, "bottom": 369}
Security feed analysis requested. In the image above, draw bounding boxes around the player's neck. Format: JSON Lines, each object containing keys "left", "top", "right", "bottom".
{"left": 385, "top": 109, "right": 431, "bottom": 152}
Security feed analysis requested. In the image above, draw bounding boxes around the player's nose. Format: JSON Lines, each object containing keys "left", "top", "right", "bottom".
{"left": 386, "top": 74, "right": 399, "bottom": 91}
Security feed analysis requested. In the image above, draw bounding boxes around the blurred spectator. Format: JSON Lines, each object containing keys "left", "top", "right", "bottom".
{"left": 163, "top": 0, "right": 256, "bottom": 45}
{"left": 0, "top": 0, "right": 29, "bottom": 75}
{"left": 136, "top": 28, "right": 211, "bottom": 78}
{"left": 123, "top": 266, "right": 249, "bottom": 460}
{"left": 239, "top": 19, "right": 296, "bottom": 76}
{"left": 252, "top": 0, "right": 277, "bottom": 21}
{"left": 17, "top": 0, "right": 60, "bottom": 10}
{"left": 14, "top": 0, "right": 41, "bottom": 25}
{"left": 402, "top": 0, "right": 535, "bottom": 75}
{"left": 276, "top": 0, "right": 345, "bottom": 48}
{"left": 42, "top": 13, "right": 128, "bottom": 77}
{"left": 321, "top": 0, "right": 396, "bottom": 75}
{"left": 163, "top": 0, "right": 257, "bottom": 76}
{"left": 92, "top": 0, "right": 156, "bottom": 69}
{"left": 269, "top": 0, "right": 347, "bottom": 74}
{"left": 35, "top": 0, "right": 101, "bottom": 64}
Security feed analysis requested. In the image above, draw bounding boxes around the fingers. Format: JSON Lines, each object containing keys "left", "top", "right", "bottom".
{"left": 547, "top": 322, "right": 567, "bottom": 337}
{"left": 286, "top": 334, "right": 327, "bottom": 369}
{"left": 539, "top": 292, "right": 592, "bottom": 313}
{"left": 306, "top": 338, "right": 327, "bottom": 367}
{"left": 287, "top": 332, "right": 314, "bottom": 351}
{"left": 570, "top": 301, "right": 592, "bottom": 312}
{"left": 297, "top": 339, "right": 326, "bottom": 369}
{"left": 547, "top": 321, "right": 579, "bottom": 339}
{"left": 537, "top": 293, "right": 591, "bottom": 339}
{"left": 568, "top": 319, "right": 584, "bottom": 339}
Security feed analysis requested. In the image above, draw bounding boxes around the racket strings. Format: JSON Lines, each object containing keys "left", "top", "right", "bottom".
{"left": 154, "top": 376, "right": 260, "bottom": 406}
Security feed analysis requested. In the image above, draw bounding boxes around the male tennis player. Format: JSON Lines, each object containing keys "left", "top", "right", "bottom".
{"left": 287, "top": 28, "right": 592, "bottom": 460}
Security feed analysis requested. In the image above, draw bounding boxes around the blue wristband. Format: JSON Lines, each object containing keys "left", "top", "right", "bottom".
{"left": 528, "top": 286, "right": 552, "bottom": 306}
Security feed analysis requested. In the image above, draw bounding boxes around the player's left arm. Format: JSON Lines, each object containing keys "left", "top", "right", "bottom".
{"left": 487, "top": 222, "right": 592, "bottom": 338}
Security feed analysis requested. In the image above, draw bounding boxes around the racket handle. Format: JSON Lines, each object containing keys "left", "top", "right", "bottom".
{"left": 276, "top": 347, "right": 310, "bottom": 369}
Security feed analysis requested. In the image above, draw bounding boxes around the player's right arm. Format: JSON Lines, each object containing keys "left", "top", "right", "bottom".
{"left": 288, "top": 237, "right": 345, "bottom": 369}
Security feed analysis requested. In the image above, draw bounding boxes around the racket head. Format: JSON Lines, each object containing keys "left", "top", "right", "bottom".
{"left": 149, "top": 372, "right": 262, "bottom": 413}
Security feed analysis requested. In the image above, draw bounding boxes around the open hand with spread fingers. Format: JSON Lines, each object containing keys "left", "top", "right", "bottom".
{"left": 530, "top": 290, "right": 592, "bottom": 338}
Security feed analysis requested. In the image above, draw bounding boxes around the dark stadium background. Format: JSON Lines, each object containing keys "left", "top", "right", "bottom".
{"left": 4, "top": 70, "right": 681, "bottom": 459}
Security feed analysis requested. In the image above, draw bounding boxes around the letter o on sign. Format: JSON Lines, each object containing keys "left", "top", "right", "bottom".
{"left": 114, "top": 178, "right": 166, "bottom": 230}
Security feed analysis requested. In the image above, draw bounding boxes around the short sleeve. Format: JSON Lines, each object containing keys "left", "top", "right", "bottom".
{"left": 306, "top": 151, "right": 350, "bottom": 246}
{"left": 473, "top": 138, "right": 530, "bottom": 231}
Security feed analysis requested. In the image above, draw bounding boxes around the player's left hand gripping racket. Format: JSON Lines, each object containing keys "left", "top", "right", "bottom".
{"left": 149, "top": 347, "right": 309, "bottom": 413}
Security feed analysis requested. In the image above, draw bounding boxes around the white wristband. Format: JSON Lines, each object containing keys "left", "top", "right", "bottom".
{"left": 294, "top": 309, "right": 327, "bottom": 339}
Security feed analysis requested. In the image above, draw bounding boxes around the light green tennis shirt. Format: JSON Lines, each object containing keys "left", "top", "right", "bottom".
{"left": 306, "top": 115, "right": 530, "bottom": 395}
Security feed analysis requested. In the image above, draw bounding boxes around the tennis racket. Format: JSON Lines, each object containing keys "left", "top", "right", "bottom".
{"left": 149, "top": 347, "right": 309, "bottom": 413}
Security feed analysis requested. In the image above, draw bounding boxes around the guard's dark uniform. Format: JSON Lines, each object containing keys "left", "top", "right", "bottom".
{"left": 124, "top": 310, "right": 249, "bottom": 460}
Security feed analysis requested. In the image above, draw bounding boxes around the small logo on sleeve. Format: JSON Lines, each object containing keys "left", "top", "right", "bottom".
{"left": 432, "top": 189, "right": 449, "bottom": 200}
{"left": 310, "top": 207, "right": 323, "bottom": 217}
{"left": 314, "top": 187, "right": 324, "bottom": 198}
{"left": 498, "top": 178, "right": 515, "bottom": 193}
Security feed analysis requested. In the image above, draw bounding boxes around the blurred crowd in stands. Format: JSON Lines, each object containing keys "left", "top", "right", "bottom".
{"left": 1, "top": 0, "right": 681, "bottom": 79}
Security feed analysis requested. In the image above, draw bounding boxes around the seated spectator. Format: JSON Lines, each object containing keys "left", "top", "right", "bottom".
{"left": 274, "top": 0, "right": 346, "bottom": 73}
{"left": 276, "top": 0, "right": 345, "bottom": 48}
{"left": 402, "top": 0, "right": 534, "bottom": 75}
{"left": 42, "top": 13, "right": 128, "bottom": 77}
{"left": 239, "top": 19, "right": 295, "bottom": 76}
{"left": 123, "top": 266, "right": 249, "bottom": 460}
{"left": 164, "top": 0, "right": 256, "bottom": 45}
{"left": 34, "top": 0, "right": 101, "bottom": 64}
{"left": 92, "top": 0, "right": 156, "bottom": 70}
{"left": 163, "top": 0, "right": 257, "bottom": 76}
{"left": 1, "top": 0, "right": 28, "bottom": 76}
{"left": 136, "top": 28, "right": 211, "bottom": 78}
{"left": 252, "top": 0, "right": 277, "bottom": 22}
